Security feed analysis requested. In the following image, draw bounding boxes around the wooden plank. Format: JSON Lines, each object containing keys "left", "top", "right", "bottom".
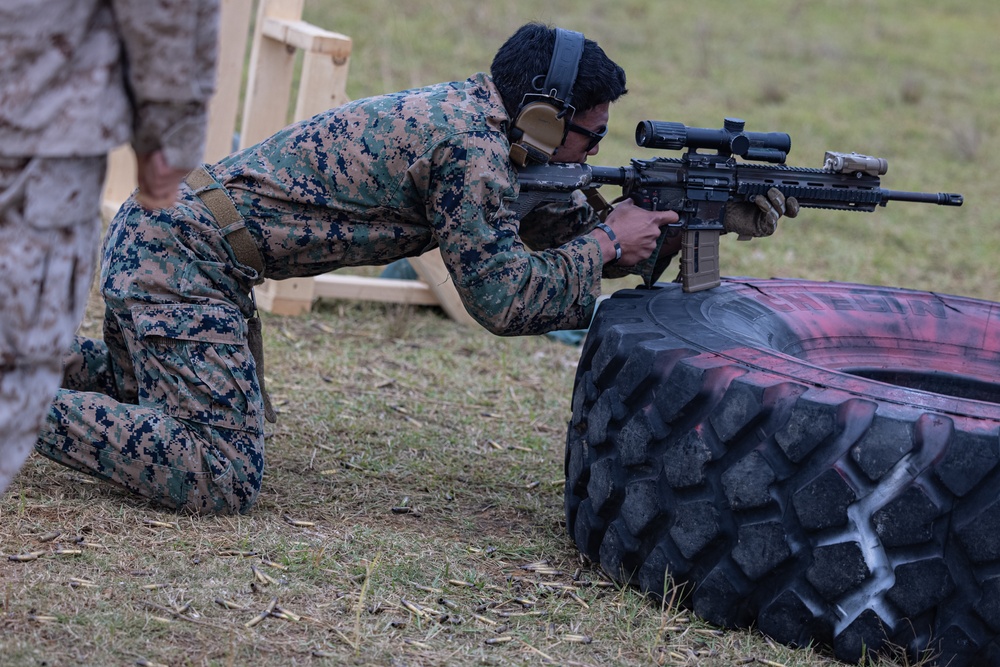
{"left": 311, "top": 274, "right": 439, "bottom": 306}
{"left": 239, "top": 0, "right": 303, "bottom": 150}
{"left": 294, "top": 47, "right": 352, "bottom": 120}
{"left": 408, "top": 250, "right": 478, "bottom": 327}
{"left": 241, "top": 1, "right": 353, "bottom": 315}
{"left": 256, "top": 277, "right": 317, "bottom": 316}
{"left": 260, "top": 18, "right": 352, "bottom": 57}
{"left": 204, "top": 0, "right": 253, "bottom": 162}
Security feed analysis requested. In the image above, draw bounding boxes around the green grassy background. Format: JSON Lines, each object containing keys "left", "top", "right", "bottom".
{"left": 309, "top": 0, "right": 997, "bottom": 300}
{"left": 0, "top": 2, "right": 996, "bottom": 666}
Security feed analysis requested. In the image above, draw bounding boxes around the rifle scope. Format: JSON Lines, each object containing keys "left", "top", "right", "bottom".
{"left": 636, "top": 118, "right": 791, "bottom": 164}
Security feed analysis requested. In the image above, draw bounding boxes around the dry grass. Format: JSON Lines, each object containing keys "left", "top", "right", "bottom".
{"left": 1, "top": 290, "right": 925, "bottom": 667}
{"left": 313, "top": 0, "right": 999, "bottom": 303}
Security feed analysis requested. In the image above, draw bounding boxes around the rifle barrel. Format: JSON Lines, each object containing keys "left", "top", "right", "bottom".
{"left": 883, "top": 190, "right": 964, "bottom": 206}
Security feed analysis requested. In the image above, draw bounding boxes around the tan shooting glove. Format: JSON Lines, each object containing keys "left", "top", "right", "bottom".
{"left": 724, "top": 187, "right": 800, "bottom": 239}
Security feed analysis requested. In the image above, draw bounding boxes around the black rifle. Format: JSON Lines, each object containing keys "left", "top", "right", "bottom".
{"left": 513, "top": 118, "right": 964, "bottom": 292}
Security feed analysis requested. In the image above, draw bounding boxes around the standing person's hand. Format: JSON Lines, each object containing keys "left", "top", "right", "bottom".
{"left": 135, "top": 150, "right": 188, "bottom": 210}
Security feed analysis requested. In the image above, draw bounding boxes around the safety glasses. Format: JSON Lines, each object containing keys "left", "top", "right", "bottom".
{"left": 566, "top": 122, "right": 608, "bottom": 152}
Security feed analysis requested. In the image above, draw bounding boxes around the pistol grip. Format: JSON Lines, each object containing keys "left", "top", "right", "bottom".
{"left": 681, "top": 229, "right": 721, "bottom": 292}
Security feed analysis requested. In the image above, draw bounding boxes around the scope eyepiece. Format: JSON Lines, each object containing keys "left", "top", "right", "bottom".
{"left": 636, "top": 118, "right": 790, "bottom": 164}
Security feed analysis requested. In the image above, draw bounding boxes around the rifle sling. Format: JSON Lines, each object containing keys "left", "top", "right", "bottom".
{"left": 184, "top": 167, "right": 264, "bottom": 274}
{"left": 183, "top": 167, "right": 276, "bottom": 424}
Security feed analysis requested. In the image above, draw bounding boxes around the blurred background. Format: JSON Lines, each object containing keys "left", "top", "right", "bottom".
{"left": 300, "top": 0, "right": 998, "bottom": 300}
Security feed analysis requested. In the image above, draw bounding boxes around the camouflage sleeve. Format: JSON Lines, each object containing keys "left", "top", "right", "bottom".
{"left": 517, "top": 189, "right": 599, "bottom": 251}
{"left": 426, "top": 133, "right": 603, "bottom": 336}
{"left": 517, "top": 189, "right": 642, "bottom": 280}
{"left": 110, "top": 0, "right": 220, "bottom": 170}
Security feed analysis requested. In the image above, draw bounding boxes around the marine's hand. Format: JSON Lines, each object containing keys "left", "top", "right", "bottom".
{"left": 724, "top": 187, "right": 800, "bottom": 239}
{"left": 600, "top": 199, "right": 679, "bottom": 266}
{"left": 135, "top": 150, "right": 188, "bottom": 210}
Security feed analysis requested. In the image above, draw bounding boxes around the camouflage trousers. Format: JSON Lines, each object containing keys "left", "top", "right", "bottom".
{"left": 34, "top": 182, "right": 267, "bottom": 515}
{"left": 0, "top": 156, "right": 104, "bottom": 496}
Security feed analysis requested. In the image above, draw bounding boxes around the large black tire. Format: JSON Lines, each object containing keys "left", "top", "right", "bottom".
{"left": 565, "top": 278, "right": 1000, "bottom": 666}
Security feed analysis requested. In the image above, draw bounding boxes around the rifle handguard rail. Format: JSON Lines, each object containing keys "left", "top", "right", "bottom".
{"left": 514, "top": 118, "right": 964, "bottom": 292}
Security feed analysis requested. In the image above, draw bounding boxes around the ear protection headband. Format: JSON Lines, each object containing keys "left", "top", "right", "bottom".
{"left": 509, "top": 28, "right": 585, "bottom": 167}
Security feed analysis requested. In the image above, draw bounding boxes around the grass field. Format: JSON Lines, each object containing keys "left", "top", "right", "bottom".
{"left": 1, "top": 1, "right": 997, "bottom": 666}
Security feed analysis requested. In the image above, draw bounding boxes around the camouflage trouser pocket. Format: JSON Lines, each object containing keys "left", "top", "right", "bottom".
{"left": 129, "top": 303, "right": 263, "bottom": 433}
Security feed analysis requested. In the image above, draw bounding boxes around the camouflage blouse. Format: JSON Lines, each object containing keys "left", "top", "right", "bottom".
{"left": 210, "top": 73, "right": 604, "bottom": 335}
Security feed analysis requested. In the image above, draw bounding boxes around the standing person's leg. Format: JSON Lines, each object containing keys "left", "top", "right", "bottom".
{"left": 0, "top": 156, "right": 104, "bottom": 495}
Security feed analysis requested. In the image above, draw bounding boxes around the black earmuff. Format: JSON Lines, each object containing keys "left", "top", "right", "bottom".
{"left": 509, "top": 28, "right": 585, "bottom": 167}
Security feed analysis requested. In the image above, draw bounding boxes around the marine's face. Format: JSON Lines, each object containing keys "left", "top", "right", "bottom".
{"left": 552, "top": 102, "right": 610, "bottom": 164}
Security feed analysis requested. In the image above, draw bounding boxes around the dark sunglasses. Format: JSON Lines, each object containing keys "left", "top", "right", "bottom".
{"left": 566, "top": 121, "right": 608, "bottom": 151}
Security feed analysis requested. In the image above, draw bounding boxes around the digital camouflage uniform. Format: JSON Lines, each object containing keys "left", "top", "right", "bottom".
{"left": 37, "top": 73, "right": 609, "bottom": 514}
{"left": 0, "top": 0, "right": 219, "bottom": 495}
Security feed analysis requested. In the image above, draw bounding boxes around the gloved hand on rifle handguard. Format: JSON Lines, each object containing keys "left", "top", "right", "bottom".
{"left": 723, "top": 187, "right": 800, "bottom": 240}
